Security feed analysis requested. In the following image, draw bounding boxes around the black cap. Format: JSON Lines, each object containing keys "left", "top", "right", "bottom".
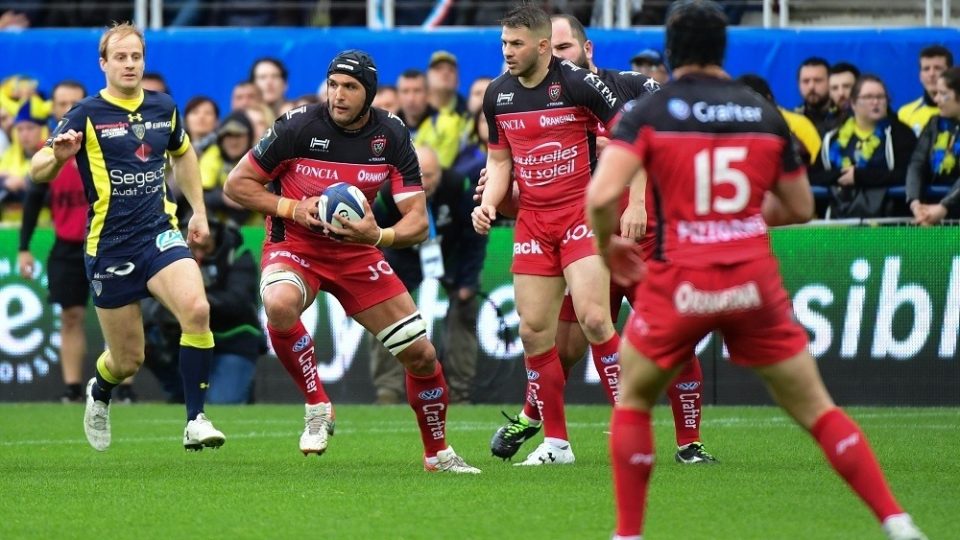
{"left": 327, "top": 49, "right": 379, "bottom": 114}
{"left": 665, "top": 0, "right": 728, "bottom": 70}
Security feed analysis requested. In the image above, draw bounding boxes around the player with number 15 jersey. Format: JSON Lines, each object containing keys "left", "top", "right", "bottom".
{"left": 589, "top": 3, "right": 925, "bottom": 539}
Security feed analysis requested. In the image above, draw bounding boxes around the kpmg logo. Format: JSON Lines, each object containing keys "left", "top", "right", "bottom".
{"left": 583, "top": 73, "right": 618, "bottom": 108}
{"left": 418, "top": 387, "right": 444, "bottom": 400}
{"left": 526, "top": 369, "right": 540, "bottom": 381}
{"left": 292, "top": 335, "right": 311, "bottom": 353}
{"left": 675, "top": 381, "right": 701, "bottom": 391}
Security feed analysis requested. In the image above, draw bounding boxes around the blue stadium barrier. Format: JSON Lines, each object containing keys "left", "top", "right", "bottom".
{"left": 888, "top": 185, "right": 951, "bottom": 200}
{"left": 3, "top": 27, "right": 960, "bottom": 116}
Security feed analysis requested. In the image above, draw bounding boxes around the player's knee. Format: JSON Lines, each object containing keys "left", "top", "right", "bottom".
{"left": 60, "top": 307, "right": 85, "bottom": 329}
{"left": 518, "top": 320, "right": 553, "bottom": 351}
{"left": 398, "top": 340, "right": 437, "bottom": 376}
{"left": 261, "top": 274, "right": 307, "bottom": 329}
{"left": 578, "top": 307, "right": 614, "bottom": 342}
{"left": 179, "top": 296, "right": 210, "bottom": 333}
{"left": 263, "top": 297, "right": 300, "bottom": 329}
{"left": 377, "top": 311, "right": 428, "bottom": 362}
{"left": 111, "top": 351, "right": 145, "bottom": 378}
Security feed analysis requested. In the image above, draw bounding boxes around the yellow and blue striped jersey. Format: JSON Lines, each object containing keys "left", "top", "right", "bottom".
{"left": 46, "top": 89, "right": 190, "bottom": 257}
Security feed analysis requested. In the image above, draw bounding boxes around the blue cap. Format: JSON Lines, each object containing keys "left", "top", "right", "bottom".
{"left": 14, "top": 100, "right": 47, "bottom": 126}
{"left": 631, "top": 49, "right": 664, "bottom": 65}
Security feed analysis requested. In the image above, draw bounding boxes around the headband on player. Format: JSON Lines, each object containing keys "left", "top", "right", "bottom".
{"left": 327, "top": 49, "right": 379, "bottom": 115}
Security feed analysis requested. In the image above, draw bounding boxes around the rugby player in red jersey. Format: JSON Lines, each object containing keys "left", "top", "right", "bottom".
{"left": 226, "top": 50, "right": 479, "bottom": 474}
{"left": 587, "top": 2, "right": 927, "bottom": 538}
{"left": 473, "top": 3, "right": 626, "bottom": 466}
{"left": 487, "top": 11, "right": 716, "bottom": 466}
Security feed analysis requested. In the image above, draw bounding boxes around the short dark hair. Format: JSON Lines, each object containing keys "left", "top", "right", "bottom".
{"left": 377, "top": 84, "right": 397, "bottom": 93}
{"left": 398, "top": 69, "right": 425, "bottom": 81}
{"left": 142, "top": 72, "right": 168, "bottom": 93}
{"left": 551, "top": 13, "right": 587, "bottom": 44}
{"left": 797, "top": 57, "right": 830, "bottom": 78}
{"left": 664, "top": 0, "right": 728, "bottom": 69}
{"left": 737, "top": 74, "right": 774, "bottom": 103}
{"left": 500, "top": 2, "right": 551, "bottom": 38}
{"left": 850, "top": 74, "right": 888, "bottom": 103}
{"left": 184, "top": 95, "right": 220, "bottom": 121}
{"left": 249, "top": 57, "right": 288, "bottom": 83}
{"left": 939, "top": 66, "right": 960, "bottom": 96}
{"left": 52, "top": 80, "right": 87, "bottom": 98}
{"left": 920, "top": 45, "right": 954, "bottom": 67}
{"left": 829, "top": 61, "right": 860, "bottom": 79}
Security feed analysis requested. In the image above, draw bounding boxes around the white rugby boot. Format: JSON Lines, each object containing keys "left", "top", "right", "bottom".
{"left": 514, "top": 439, "right": 575, "bottom": 466}
{"left": 424, "top": 446, "right": 481, "bottom": 474}
{"left": 83, "top": 378, "right": 111, "bottom": 452}
{"left": 183, "top": 413, "right": 226, "bottom": 451}
{"left": 882, "top": 514, "right": 927, "bottom": 540}
{"left": 300, "top": 402, "right": 333, "bottom": 456}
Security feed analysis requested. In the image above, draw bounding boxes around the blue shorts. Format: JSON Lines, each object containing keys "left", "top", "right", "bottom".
{"left": 85, "top": 230, "right": 193, "bottom": 309}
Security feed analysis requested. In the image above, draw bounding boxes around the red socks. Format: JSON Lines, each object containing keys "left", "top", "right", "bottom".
{"left": 611, "top": 405, "right": 903, "bottom": 537}
{"left": 525, "top": 347, "right": 568, "bottom": 440}
{"left": 666, "top": 356, "right": 704, "bottom": 447}
{"left": 590, "top": 333, "right": 621, "bottom": 405}
{"left": 268, "top": 322, "right": 329, "bottom": 405}
{"left": 811, "top": 408, "right": 904, "bottom": 521}
{"left": 521, "top": 335, "right": 621, "bottom": 421}
{"left": 610, "top": 407, "right": 654, "bottom": 538}
{"left": 405, "top": 362, "right": 449, "bottom": 457}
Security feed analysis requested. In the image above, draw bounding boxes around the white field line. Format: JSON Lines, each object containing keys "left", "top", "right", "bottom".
{"left": 0, "top": 413, "right": 955, "bottom": 448}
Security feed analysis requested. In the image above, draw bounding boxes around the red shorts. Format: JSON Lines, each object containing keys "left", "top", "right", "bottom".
{"left": 261, "top": 240, "right": 407, "bottom": 316}
{"left": 623, "top": 257, "right": 808, "bottom": 370}
{"left": 511, "top": 204, "right": 596, "bottom": 276}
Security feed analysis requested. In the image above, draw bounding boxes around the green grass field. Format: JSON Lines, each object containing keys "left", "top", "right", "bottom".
{"left": 1, "top": 404, "right": 955, "bottom": 539}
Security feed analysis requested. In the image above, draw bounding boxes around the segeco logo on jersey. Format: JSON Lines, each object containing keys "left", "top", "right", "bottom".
{"left": 514, "top": 141, "right": 580, "bottom": 187}
{"left": 109, "top": 166, "right": 166, "bottom": 196}
{"left": 0, "top": 258, "right": 62, "bottom": 387}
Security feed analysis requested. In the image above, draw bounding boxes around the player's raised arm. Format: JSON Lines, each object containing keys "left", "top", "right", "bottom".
{"left": 32, "top": 104, "right": 86, "bottom": 183}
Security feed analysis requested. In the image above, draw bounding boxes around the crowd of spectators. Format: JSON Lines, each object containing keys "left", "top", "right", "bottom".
{"left": 0, "top": 1, "right": 754, "bottom": 29}
{"left": 2, "top": 27, "right": 958, "bottom": 403}
{"left": 4, "top": 43, "right": 959, "bottom": 224}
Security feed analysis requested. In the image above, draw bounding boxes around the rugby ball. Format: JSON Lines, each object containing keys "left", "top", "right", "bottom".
{"left": 318, "top": 183, "right": 366, "bottom": 227}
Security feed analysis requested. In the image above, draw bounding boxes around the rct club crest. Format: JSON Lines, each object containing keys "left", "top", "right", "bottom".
{"left": 132, "top": 124, "right": 146, "bottom": 139}
{"left": 371, "top": 135, "right": 387, "bottom": 157}
{"left": 548, "top": 82, "right": 561, "bottom": 101}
